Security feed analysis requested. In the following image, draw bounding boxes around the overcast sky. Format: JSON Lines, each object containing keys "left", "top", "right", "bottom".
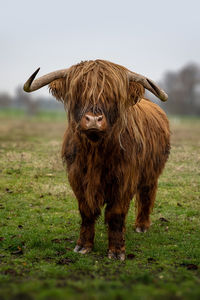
{"left": 0, "top": 0, "right": 200, "bottom": 97}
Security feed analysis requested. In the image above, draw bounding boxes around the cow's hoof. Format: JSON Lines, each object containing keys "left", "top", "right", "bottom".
{"left": 136, "top": 226, "right": 148, "bottom": 233}
{"left": 79, "top": 247, "right": 92, "bottom": 254}
{"left": 73, "top": 245, "right": 82, "bottom": 252}
{"left": 117, "top": 252, "right": 126, "bottom": 261}
{"left": 73, "top": 245, "right": 92, "bottom": 254}
{"left": 108, "top": 250, "right": 125, "bottom": 261}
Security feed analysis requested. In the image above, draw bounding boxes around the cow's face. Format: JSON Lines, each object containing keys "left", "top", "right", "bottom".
{"left": 48, "top": 60, "right": 146, "bottom": 142}
{"left": 71, "top": 100, "right": 119, "bottom": 142}
{"left": 65, "top": 79, "right": 145, "bottom": 143}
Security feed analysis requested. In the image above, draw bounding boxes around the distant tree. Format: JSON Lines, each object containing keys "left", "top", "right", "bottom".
{"left": 14, "top": 87, "right": 39, "bottom": 115}
{"left": 161, "top": 63, "right": 200, "bottom": 115}
{"left": 0, "top": 93, "right": 12, "bottom": 108}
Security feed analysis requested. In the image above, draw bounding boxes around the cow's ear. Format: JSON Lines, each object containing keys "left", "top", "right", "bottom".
{"left": 128, "top": 81, "right": 145, "bottom": 105}
{"left": 49, "top": 78, "right": 66, "bottom": 103}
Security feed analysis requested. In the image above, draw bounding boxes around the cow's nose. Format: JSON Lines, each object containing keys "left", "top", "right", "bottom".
{"left": 85, "top": 114, "right": 104, "bottom": 129}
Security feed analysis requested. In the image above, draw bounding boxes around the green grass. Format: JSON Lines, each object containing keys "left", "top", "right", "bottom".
{"left": 0, "top": 111, "right": 200, "bottom": 300}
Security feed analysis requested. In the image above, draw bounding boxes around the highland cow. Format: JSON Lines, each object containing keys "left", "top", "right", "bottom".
{"left": 23, "top": 60, "right": 170, "bottom": 260}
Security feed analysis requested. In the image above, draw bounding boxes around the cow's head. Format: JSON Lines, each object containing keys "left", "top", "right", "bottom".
{"left": 23, "top": 60, "right": 168, "bottom": 143}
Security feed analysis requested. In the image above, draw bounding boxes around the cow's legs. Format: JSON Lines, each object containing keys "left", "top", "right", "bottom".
{"left": 74, "top": 205, "right": 100, "bottom": 254}
{"left": 105, "top": 204, "right": 130, "bottom": 261}
{"left": 135, "top": 181, "right": 157, "bottom": 232}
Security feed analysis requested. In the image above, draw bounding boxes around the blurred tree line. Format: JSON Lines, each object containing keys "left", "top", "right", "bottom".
{"left": 0, "top": 62, "right": 200, "bottom": 116}
{"left": 160, "top": 63, "right": 200, "bottom": 115}
{"left": 0, "top": 87, "right": 63, "bottom": 115}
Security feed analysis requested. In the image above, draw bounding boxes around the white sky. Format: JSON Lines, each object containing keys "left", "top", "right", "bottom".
{"left": 0, "top": 0, "right": 200, "bottom": 97}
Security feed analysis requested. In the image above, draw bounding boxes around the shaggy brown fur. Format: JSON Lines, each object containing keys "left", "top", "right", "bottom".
{"left": 49, "top": 60, "right": 170, "bottom": 259}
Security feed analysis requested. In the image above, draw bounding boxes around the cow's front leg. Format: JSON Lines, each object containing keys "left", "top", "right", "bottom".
{"left": 105, "top": 207, "right": 127, "bottom": 261}
{"left": 74, "top": 207, "right": 100, "bottom": 254}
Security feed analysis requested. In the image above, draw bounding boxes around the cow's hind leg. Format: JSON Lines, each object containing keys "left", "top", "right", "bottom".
{"left": 135, "top": 181, "right": 157, "bottom": 233}
{"left": 74, "top": 205, "right": 100, "bottom": 254}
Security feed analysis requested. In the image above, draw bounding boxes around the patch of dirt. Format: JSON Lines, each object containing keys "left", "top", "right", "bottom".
{"left": 5, "top": 188, "right": 13, "bottom": 193}
{"left": 56, "top": 258, "right": 73, "bottom": 265}
{"left": 147, "top": 257, "right": 157, "bottom": 263}
{"left": 180, "top": 263, "right": 198, "bottom": 270}
{"left": 11, "top": 246, "right": 24, "bottom": 255}
{"left": 51, "top": 237, "right": 74, "bottom": 244}
{"left": 159, "top": 217, "right": 169, "bottom": 223}
{"left": 127, "top": 254, "right": 135, "bottom": 260}
{"left": 3, "top": 268, "right": 18, "bottom": 276}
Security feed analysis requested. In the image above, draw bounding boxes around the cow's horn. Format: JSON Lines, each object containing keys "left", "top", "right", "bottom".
{"left": 128, "top": 72, "right": 168, "bottom": 102}
{"left": 23, "top": 68, "right": 69, "bottom": 92}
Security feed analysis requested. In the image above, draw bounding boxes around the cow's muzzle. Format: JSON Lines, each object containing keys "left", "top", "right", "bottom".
{"left": 80, "top": 112, "right": 107, "bottom": 142}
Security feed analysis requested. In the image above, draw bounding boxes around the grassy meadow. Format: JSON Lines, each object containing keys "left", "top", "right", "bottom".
{"left": 0, "top": 109, "right": 200, "bottom": 300}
